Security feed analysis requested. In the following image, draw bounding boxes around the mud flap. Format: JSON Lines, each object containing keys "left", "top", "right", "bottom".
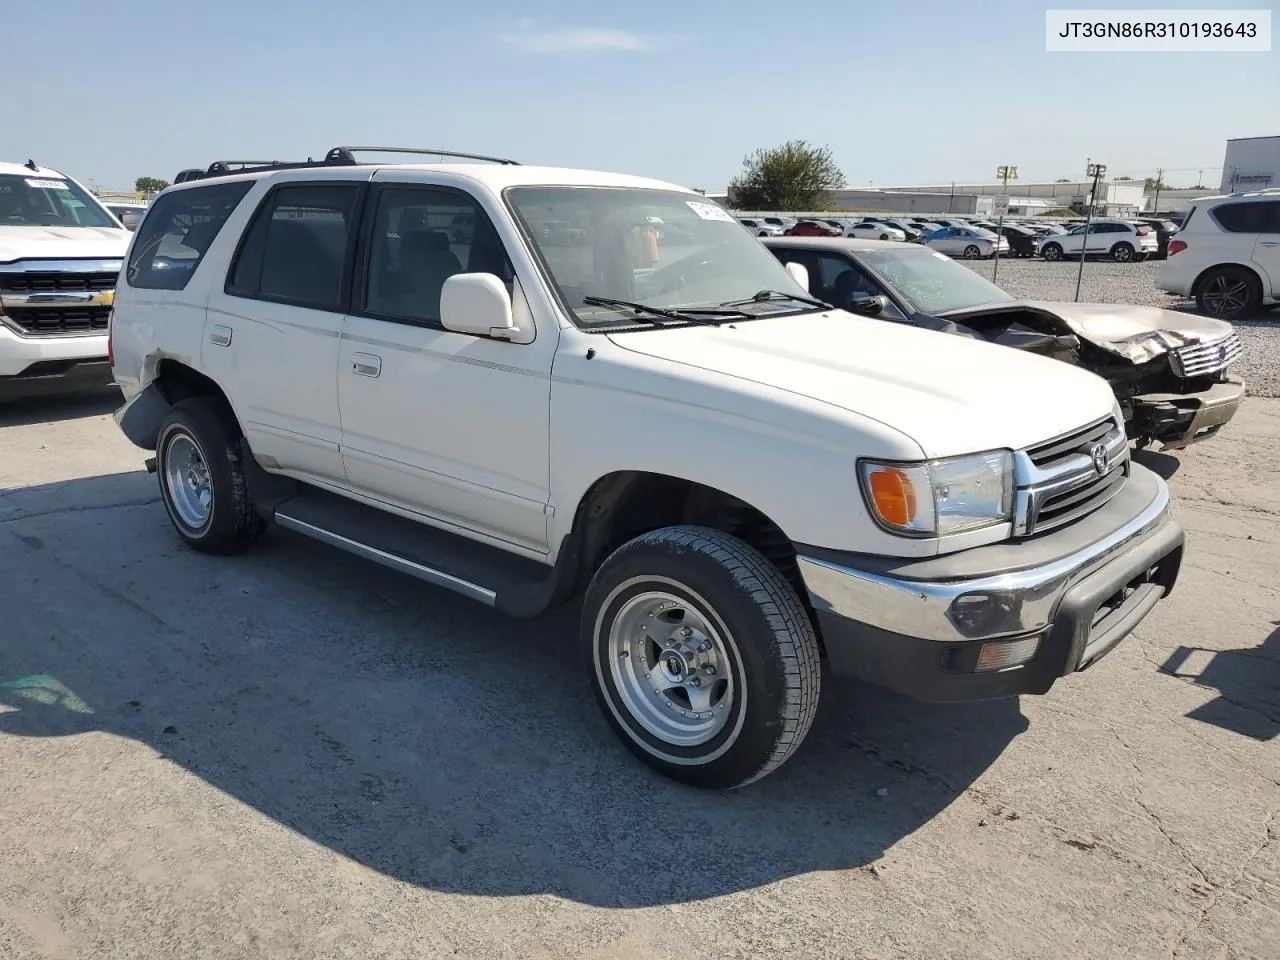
{"left": 113, "top": 383, "right": 172, "bottom": 451}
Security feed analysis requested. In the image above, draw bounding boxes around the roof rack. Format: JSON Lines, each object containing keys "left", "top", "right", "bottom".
{"left": 173, "top": 145, "right": 520, "bottom": 184}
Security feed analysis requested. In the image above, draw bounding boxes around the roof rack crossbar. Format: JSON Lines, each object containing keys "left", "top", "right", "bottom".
{"left": 174, "top": 145, "right": 519, "bottom": 184}
{"left": 325, "top": 146, "right": 520, "bottom": 166}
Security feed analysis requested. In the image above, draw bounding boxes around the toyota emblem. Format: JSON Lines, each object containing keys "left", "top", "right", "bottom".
{"left": 1090, "top": 443, "right": 1109, "bottom": 475}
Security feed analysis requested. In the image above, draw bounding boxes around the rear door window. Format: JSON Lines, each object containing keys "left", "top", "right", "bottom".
{"left": 227, "top": 183, "right": 361, "bottom": 311}
{"left": 125, "top": 181, "right": 253, "bottom": 290}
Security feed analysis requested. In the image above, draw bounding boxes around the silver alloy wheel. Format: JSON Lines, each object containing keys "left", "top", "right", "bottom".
{"left": 964, "top": 244, "right": 981, "bottom": 259}
{"left": 1113, "top": 243, "right": 1133, "bottom": 262}
{"left": 607, "top": 590, "right": 735, "bottom": 747}
{"left": 1202, "top": 274, "right": 1251, "bottom": 316}
{"left": 163, "top": 432, "right": 213, "bottom": 531}
{"left": 1043, "top": 244, "right": 1061, "bottom": 261}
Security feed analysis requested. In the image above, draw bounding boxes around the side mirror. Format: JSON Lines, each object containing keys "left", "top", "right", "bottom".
{"left": 851, "top": 294, "right": 890, "bottom": 316}
{"left": 784, "top": 261, "right": 810, "bottom": 292}
{"left": 440, "top": 273, "right": 516, "bottom": 340}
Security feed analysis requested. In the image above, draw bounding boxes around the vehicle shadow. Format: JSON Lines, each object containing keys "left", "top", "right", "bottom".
{"left": 1132, "top": 448, "right": 1181, "bottom": 480}
{"left": 0, "top": 472, "right": 1027, "bottom": 907}
{"left": 1160, "top": 623, "right": 1280, "bottom": 742}
{"left": 0, "top": 388, "right": 120, "bottom": 428}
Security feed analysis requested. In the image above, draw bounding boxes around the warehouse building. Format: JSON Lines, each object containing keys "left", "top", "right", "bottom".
{"left": 868, "top": 179, "right": 1145, "bottom": 217}
{"left": 1220, "top": 135, "right": 1280, "bottom": 192}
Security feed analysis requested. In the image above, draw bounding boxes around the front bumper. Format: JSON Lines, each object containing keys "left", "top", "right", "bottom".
{"left": 1127, "top": 377, "right": 1244, "bottom": 451}
{"left": 0, "top": 326, "right": 113, "bottom": 397}
{"left": 795, "top": 465, "right": 1183, "bottom": 702}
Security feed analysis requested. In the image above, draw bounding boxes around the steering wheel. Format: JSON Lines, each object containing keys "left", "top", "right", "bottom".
{"left": 645, "top": 246, "right": 731, "bottom": 297}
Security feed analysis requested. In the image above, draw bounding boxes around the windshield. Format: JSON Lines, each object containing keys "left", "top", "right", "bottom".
{"left": 505, "top": 186, "right": 816, "bottom": 327}
{"left": 858, "top": 246, "right": 1016, "bottom": 315}
{"left": 0, "top": 174, "right": 117, "bottom": 228}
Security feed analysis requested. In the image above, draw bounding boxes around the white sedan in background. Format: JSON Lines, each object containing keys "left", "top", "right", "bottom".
{"left": 846, "top": 221, "right": 906, "bottom": 241}
{"left": 922, "top": 225, "right": 1010, "bottom": 259}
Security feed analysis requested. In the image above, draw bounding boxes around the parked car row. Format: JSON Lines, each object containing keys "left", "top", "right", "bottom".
{"left": 738, "top": 212, "right": 1180, "bottom": 263}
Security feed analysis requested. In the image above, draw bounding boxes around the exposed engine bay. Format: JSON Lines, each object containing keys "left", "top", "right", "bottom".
{"left": 928, "top": 302, "right": 1245, "bottom": 451}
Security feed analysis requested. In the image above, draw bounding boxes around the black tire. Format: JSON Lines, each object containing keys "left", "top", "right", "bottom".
{"left": 1111, "top": 242, "right": 1135, "bottom": 262}
{"left": 583, "top": 525, "right": 821, "bottom": 789}
{"left": 1041, "top": 242, "right": 1062, "bottom": 261}
{"left": 963, "top": 244, "right": 981, "bottom": 259}
{"left": 879, "top": 233, "right": 889, "bottom": 241}
{"left": 1196, "top": 267, "right": 1262, "bottom": 319}
{"left": 155, "top": 397, "right": 264, "bottom": 555}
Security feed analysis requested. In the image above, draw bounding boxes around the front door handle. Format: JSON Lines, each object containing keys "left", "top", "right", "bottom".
{"left": 209, "top": 324, "right": 232, "bottom": 347}
{"left": 1259, "top": 241, "right": 1280, "bottom": 246}
{"left": 351, "top": 353, "right": 382, "bottom": 378}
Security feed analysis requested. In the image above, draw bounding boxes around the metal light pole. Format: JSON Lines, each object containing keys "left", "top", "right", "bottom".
{"left": 1074, "top": 161, "right": 1106, "bottom": 302}
{"left": 991, "top": 164, "right": 1017, "bottom": 284}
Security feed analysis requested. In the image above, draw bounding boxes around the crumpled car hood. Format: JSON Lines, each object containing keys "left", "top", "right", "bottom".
{"left": 951, "top": 300, "right": 1235, "bottom": 364}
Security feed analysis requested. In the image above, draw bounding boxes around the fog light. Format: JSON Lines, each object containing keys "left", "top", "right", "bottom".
{"left": 975, "top": 636, "right": 1041, "bottom": 672}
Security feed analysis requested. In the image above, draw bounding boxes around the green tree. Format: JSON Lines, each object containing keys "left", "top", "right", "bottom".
{"left": 1143, "top": 176, "right": 1165, "bottom": 191}
{"left": 134, "top": 176, "right": 170, "bottom": 194}
{"left": 729, "top": 140, "right": 846, "bottom": 210}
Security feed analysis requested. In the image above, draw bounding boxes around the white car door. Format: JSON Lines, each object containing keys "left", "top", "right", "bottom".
{"left": 336, "top": 174, "right": 555, "bottom": 553}
{"left": 1251, "top": 199, "right": 1280, "bottom": 296}
{"left": 203, "top": 172, "right": 372, "bottom": 486}
{"left": 1060, "top": 225, "right": 1088, "bottom": 255}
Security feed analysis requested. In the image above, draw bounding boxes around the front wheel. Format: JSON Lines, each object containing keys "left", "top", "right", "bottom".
{"left": 584, "top": 526, "right": 821, "bottom": 789}
{"left": 1041, "top": 243, "right": 1063, "bottom": 261}
{"left": 1111, "top": 242, "right": 1135, "bottom": 262}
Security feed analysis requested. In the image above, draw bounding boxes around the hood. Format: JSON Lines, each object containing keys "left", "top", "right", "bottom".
{"left": 606, "top": 311, "right": 1116, "bottom": 459}
{"left": 0, "top": 226, "right": 130, "bottom": 263}
{"left": 1022, "top": 301, "right": 1234, "bottom": 363}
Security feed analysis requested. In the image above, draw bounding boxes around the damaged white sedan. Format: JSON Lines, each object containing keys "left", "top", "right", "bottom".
{"left": 764, "top": 237, "right": 1244, "bottom": 450}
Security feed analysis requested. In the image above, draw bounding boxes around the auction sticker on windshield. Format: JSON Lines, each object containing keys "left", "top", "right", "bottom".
{"left": 686, "top": 201, "right": 736, "bottom": 223}
{"left": 25, "top": 179, "right": 70, "bottom": 190}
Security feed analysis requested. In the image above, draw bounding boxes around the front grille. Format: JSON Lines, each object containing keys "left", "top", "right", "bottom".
{"left": 1026, "top": 416, "right": 1114, "bottom": 469}
{"left": 1035, "top": 464, "right": 1128, "bottom": 531}
{"left": 0, "top": 271, "right": 119, "bottom": 294}
{"left": 3, "top": 306, "right": 112, "bottom": 335}
{"left": 1015, "top": 415, "right": 1130, "bottom": 536}
{"left": 1170, "top": 334, "right": 1242, "bottom": 379}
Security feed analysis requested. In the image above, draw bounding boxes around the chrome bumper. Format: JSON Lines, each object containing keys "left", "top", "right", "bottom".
{"left": 797, "top": 471, "right": 1174, "bottom": 646}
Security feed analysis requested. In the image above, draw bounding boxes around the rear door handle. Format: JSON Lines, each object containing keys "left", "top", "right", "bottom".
{"left": 351, "top": 353, "right": 381, "bottom": 378}
{"left": 1260, "top": 241, "right": 1280, "bottom": 246}
{"left": 208, "top": 324, "right": 232, "bottom": 347}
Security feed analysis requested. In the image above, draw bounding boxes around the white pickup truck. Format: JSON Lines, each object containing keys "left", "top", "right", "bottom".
{"left": 0, "top": 160, "right": 130, "bottom": 398}
{"left": 109, "top": 147, "right": 1185, "bottom": 788}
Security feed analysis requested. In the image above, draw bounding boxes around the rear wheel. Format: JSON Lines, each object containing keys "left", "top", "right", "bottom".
{"left": 1041, "top": 242, "right": 1063, "bottom": 261}
{"left": 1196, "top": 267, "right": 1262, "bottom": 319}
{"left": 963, "top": 244, "right": 982, "bottom": 259}
{"left": 156, "top": 397, "right": 264, "bottom": 554}
{"left": 584, "top": 526, "right": 821, "bottom": 789}
{"left": 1111, "top": 242, "right": 1135, "bottom": 262}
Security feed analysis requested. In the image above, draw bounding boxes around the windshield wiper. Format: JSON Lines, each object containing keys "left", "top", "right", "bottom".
{"left": 581, "top": 296, "right": 745, "bottom": 327}
{"left": 719, "top": 289, "right": 831, "bottom": 310}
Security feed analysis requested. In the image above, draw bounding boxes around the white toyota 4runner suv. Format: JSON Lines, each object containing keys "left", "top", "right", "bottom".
{"left": 110, "top": 147, "right": 1185, "bottom": 788}
{"left": 0, "top": 160, "right": 130, "bottom": 398}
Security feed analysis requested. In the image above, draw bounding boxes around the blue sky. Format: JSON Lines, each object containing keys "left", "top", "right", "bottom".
{"left": 12, "top": 0, "right": 1277, "bottom": 192}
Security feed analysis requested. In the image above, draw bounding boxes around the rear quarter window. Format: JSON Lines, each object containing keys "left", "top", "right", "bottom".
{"left": 1210, "top": 202, "right": 1264, "bottom": 234}
{"left": 126, "top": 182, "right": 253, "bottom": 290}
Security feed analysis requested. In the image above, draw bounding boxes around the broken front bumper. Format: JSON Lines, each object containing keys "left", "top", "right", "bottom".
{"left": 1127, "top": 377, "right": 1245, "bottom": 451}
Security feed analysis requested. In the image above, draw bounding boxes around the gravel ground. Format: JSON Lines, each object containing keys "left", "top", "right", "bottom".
{"left": 963, "top": 257, "right": 1280, "bottom": 397}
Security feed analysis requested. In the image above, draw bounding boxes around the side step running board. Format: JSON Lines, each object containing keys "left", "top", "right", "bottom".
{"left": 274, "top": 512, "right": 497, "bottom": 606}
{"left": 262, "top": 482, "right": 580, "bottom": 618}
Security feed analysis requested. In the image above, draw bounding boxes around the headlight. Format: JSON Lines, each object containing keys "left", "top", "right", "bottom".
{"left": 859, "top": 451, "right": 1014, "bottom": 537}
